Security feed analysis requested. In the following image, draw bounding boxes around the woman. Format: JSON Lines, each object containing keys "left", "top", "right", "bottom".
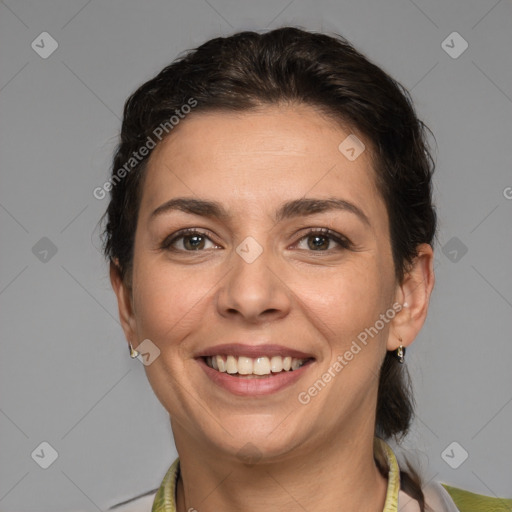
{"left": 101, "top": 27, "right": 506, "bottom": 512}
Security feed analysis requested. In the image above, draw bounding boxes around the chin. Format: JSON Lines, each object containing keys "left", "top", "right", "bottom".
{"left": 200, "top": 414, "right": 311, "bottom": 464}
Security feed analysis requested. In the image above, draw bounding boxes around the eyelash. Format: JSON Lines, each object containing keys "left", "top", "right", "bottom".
{"left": 160, "top": 227, "right": 352, "bottom": 253}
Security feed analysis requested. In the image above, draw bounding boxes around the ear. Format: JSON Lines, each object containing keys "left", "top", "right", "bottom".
{"left": 387, "top": 243, "right": 435, "bottom": 351}
{"left": 109, "top": 259, "right": 138, "bottom": 348}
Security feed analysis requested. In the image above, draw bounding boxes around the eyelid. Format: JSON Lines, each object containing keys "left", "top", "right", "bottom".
{"left": 292, "top": 227, "right": 352, "bottom": 250}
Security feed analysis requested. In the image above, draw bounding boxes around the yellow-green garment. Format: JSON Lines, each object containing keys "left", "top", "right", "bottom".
{"left": 440, "top": 484, "right": 512, "bottom": 512}
{"left": 150, "top": 438, "right": 511, "bottom": 512}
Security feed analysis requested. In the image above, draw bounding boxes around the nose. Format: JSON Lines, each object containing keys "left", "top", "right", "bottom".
{"left": 215, "top": 239, "right": 292, "bottom": 324}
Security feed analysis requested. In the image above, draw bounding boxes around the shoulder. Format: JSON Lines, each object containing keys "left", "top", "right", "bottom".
{"left": 399, "top": 480, "right": 460, "bottom": 512}
{"left": 106, "top": 489, "right": 157, "bottom": 512}
{"left": 399, "top": 480, "right": 512, "bottom": 512}
{"left": 439, "top": 483, "right": 512, "bottom": 512}
{"left": 423, "top": 481, "right": 461, "bottom": 511}
{"left": 107, "top": 458, "right": 179, "bottom": 512}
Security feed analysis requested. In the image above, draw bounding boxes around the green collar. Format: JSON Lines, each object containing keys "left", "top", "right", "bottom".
{"left": 151, "top": 436, "right": 401, "bottom": 512}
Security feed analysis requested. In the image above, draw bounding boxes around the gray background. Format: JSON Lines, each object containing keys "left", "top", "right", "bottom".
{"left": 1, "top": 1, "right": 511, "bottom": 510}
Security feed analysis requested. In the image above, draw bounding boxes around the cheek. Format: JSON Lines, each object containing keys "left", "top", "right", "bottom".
{"left": 307, "top": 259, "right": 388, "bottom": 336}
{"left": 131, "top": 256, "right": 209, "bottom": 342}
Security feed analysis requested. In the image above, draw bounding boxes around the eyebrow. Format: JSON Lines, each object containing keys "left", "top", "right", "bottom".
{"left": 150, "top": 197, "right": 371, "bottom": 227}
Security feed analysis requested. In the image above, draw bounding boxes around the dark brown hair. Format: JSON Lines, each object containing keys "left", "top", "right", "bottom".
{"left": 100, "top": 26, "right": 437, "bottom": 510}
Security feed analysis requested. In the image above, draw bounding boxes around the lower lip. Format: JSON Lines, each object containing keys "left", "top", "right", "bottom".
{"left": 197, "top": 358, "right": 313, "bottom": 396}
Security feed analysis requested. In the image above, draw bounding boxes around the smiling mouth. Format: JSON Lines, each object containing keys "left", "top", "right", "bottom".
{"left": 203, "top": 355, "right": 312, "bottom": 377}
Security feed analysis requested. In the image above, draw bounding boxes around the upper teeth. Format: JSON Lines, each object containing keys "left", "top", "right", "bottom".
{"left": 205, "top": 355, "right": 307, "bottom": 375}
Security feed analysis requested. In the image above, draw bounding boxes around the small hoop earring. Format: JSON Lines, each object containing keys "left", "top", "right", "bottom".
{"left": 396, "top": 337, "right": 405, "bottom": 364}
{"left": 129, "top": 342, "right": 139, "bottom": 359}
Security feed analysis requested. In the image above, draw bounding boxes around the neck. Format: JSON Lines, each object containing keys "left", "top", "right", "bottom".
{"left": 172, "top": 424, "right": 389, "bottom": 512}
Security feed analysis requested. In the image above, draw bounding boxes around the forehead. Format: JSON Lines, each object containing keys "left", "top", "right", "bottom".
{"left": 139, "top": 104, "right": 387, "bottom": 229}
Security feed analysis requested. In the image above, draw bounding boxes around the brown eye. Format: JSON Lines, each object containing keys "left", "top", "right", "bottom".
{"left": 295, "top": 229, "right": 351, "bottom": 252}
{"left": 161, "top": 229, "right": 220, "bottom": 252}
{"left": 306, "top": 234, "right": 331, "bottom": 251}
{"left": 181, "top": 233, "right": 207, "bottom": 250}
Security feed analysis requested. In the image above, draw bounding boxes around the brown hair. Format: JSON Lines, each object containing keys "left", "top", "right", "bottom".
{"left": 100, "top": 26, "right": 437, "bottom": 509}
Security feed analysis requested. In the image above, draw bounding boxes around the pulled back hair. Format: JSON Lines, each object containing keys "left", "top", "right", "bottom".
{"left": 100, "top": 26, "right": 437, "bottom": 510}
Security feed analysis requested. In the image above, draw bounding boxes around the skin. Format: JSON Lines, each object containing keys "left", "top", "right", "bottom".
{"left": 110, "top": 103, "right": 435, "bottom": 512}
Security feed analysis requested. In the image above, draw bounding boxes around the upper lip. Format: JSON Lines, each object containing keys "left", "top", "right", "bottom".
{"left": 195, "top": 343, "right": 315, "bottom": 360}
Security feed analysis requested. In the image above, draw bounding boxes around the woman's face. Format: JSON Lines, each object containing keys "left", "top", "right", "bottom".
{"left": 115, "top": 104, "right": 412, "bottom": 461}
